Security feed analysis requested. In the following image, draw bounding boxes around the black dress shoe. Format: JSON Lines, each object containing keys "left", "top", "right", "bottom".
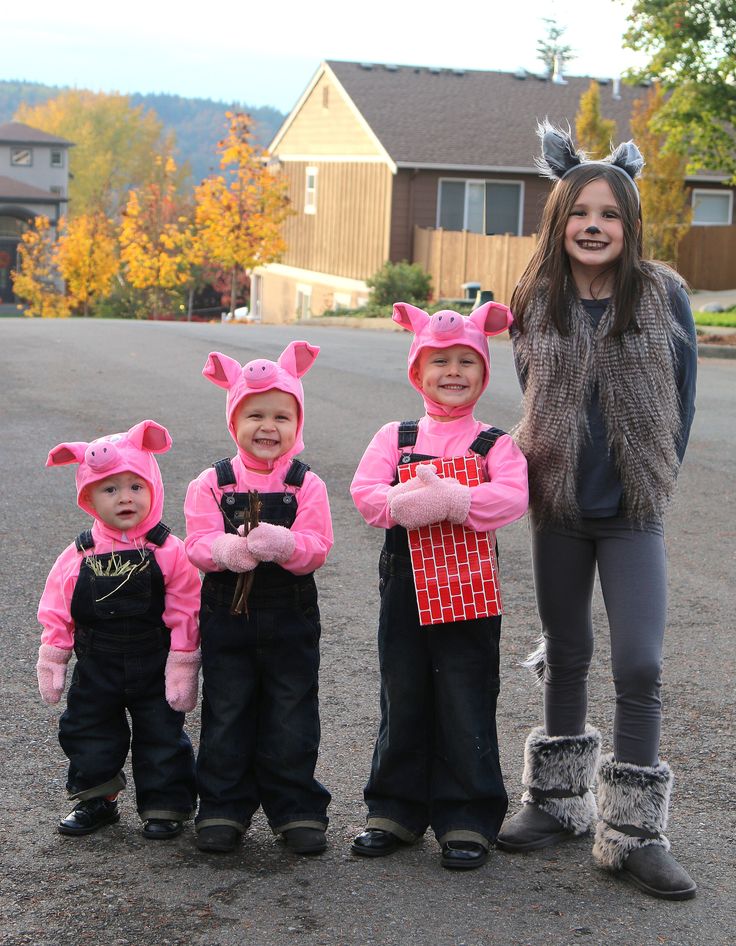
{"left": 441, "top": 841, "right": 488, "bottom": 870}
{"left": 58, "top": 798, "right": 120, "bottom": 836}
{"left": 282, "top": 827, "right": 327, "bottom": 854}
{"left": 142, "top": 818, "right": 183, "bottom": 840}
{"left": 195, "top": 825, "right": 241, "bottom": 853}
{"left": 351, "top": 828, "right": 402, "bottom": 857}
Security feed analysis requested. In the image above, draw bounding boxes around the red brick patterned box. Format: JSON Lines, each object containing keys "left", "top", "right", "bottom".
{"left": 398, "top": 455, "right": 503, "bottom": 626}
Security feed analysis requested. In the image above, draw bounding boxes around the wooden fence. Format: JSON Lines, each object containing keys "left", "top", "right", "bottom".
{"left": 414, "top": 225, "right": 735, "bottom": 301}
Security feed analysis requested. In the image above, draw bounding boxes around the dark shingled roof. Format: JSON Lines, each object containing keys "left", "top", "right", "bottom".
{"left": 0, "top": 175, "right": 60, "bottom": 200}
{"left": 327, "top": 60, "right": 646, "bottom": 170}
{"left": 0, "top": 121, "right": 73, "bottom": 147}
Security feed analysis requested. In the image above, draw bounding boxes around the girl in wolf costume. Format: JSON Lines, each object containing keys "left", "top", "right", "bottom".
{"left": 37, "top": 420, "right": 200, "bottom": 840}
{"left": 495, "top": 123, "right": 698, "bottom": 900}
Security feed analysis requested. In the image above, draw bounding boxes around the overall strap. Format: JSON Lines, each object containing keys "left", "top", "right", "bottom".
{"left": 213, "top": 458, "right": 236, "bottom": 488}
{"left": 145, "top": 522, "right": 171, "bottom": 546}
{"left": 74, "top": 530, "right": 95, "bottom": 552}
{"left": 398, "top": 420, "right": 420, "bottom": 449}
{"left": 468, "top": 426, "right": 506, "bottom": 457}
{"left": 284, "top": 458, "right": 310, "bottom": 488}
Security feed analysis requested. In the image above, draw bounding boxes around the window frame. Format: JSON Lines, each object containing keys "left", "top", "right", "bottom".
{"left": 10, "top": 147, "right": 33, "bottom": 167}
{"left": 304, "top": 166, "right": 318, "bottom": 215}
{"left": 50, "top": 150, "right": 64, "bottom": 168}
{"left": 436, "top": 177, "right": 524, "bottom": 236}
{"left": 691, "top": 188, "right": 733, "bottom": 226}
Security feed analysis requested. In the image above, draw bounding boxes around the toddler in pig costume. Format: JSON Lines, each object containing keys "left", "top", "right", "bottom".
{"left": 350, "top": 301, "right": 529, "bottom": 869}
{"left": 184, "top": 341, "right": 332, "bottom": 855}
{"left": 37, "top": 420, "right": 200, "bottom": 840}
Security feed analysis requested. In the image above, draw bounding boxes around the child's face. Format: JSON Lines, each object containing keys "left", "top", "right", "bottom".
{"left": 414, "top": 345, "right": 485, "bottom": 409}
{"left": 564, "top": 178, "right": 625, "bottom": 276}
{"left": 87, "top": 472, "right": 151, "bottom": 531}
{"left": 235, "top": 390, "right": 299, "bottom": 463}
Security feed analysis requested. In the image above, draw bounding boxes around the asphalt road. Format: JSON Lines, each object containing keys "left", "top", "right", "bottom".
{"left": 1, "top": 319, "right": 733, "bottom": 946}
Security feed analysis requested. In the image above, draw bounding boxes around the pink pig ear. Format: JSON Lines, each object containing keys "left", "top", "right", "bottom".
{"left": 470, "top": 301, "right": 513, "bottom": 337}
{"left": 126, "top": 420, "right": 172, "bottom": 454}
{"left": 392, "top": 302, "right": 429, "bottom": 334}
{"left": 46, "top": 442, "right": 88, "bottom": 467}
{"left": 202, "top": 352, "right": 243, "bottom": 389}
{"left": 278, "top": 341, "right": 320, "bottom": 378}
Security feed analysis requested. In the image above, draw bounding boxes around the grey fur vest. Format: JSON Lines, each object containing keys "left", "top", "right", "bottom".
{"left": 513, "top": 267, "right": 686, "bottom": 526}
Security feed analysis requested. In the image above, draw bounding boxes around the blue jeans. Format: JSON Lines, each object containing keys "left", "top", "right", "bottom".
{"left": 363, "top": 551, "right": 507, "bottom": 847}
{"left": 196, "top": 580, "right": 330, "bottom": 833}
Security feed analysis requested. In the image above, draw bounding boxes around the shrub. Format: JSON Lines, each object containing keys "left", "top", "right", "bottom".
{"left": 367, "top": 261, "right": 431, "bottom": 308}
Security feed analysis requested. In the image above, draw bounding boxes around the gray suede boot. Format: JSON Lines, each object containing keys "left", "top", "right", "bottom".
{"left": 496, "top": 725, "right": 601, "bottom": 852}
{"left": 593, "top": 755, "right": 696, "bottom": 900}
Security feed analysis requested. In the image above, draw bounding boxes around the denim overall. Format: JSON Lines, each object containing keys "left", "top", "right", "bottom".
{"left": 60, "top": 525, "right": 196, "bottom": 821}
{"left": 364, "top": 422, "right": 508, "bottom": 848}
{"left": 196, "top": 459, "right": 331, "bottom": 835}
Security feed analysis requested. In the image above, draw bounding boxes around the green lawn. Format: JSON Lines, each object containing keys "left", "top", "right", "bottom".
{"left": 693, "top": 310, "right": 736, "bottom": 328}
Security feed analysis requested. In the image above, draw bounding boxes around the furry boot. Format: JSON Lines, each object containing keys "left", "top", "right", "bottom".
{"left": 496, "top": 725, "right": 601, "bottom": 852}
{"left": 593, "top": 755, "right": 696, "bottom": 900}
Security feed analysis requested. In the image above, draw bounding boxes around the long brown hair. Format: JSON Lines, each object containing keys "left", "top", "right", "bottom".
{"left": 512, "top": 164, "right": 648, "bottom": 336}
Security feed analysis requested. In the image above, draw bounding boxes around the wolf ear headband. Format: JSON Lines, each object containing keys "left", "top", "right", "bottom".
{"left": 535, "top": 120, "right": 644, "bottom": 203}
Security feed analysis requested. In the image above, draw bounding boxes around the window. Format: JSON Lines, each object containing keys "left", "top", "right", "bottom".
{"left": 305, "top": 167, "right": 317, "bottom": 214}
{"left": 692, "top": 189, "right": 733, "bottom": 226}
{"left": 438, "top": 179, "right": 523, "bottom": 235}
{"left": 296, "top": 284, "right": 312, "bottom": 319}
{"left": 10, "top": 147, "right": 32, "bottom": 167}
{"left": 322, "top": 86, "right": 330, "bottom": 110}
{"left": 50, "top": 150, "right": 64, "bottom": 168}
{"left": 50, "top": 186, "right": 63, "bottom": 196}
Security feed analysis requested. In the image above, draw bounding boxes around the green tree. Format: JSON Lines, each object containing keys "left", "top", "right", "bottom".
{"left": 630, "top": 84, "right": 692, "bottom": 264}
{"left": 16, "top": 91, "right": 177, "bottom": 216}
{"left": 575, "top": 81, "right": 617, "bottom": 159}
{"left": 624, "top": 0, "right": 736, "bottom": 178}
{"left": 367, "top": 261, "right": 432, "bottom": 308}
{"left": 537, "top": 18, "right": 574, "bottom": 77}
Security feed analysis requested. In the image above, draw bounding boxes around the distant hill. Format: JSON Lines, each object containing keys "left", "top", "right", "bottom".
{"left": 0, "top": 80, "right": 285, "bottom": 186}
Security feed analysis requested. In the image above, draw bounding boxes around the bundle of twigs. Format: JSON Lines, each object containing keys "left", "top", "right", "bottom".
{"left": 231, "top": 490, "right": 261, "bottom": 616}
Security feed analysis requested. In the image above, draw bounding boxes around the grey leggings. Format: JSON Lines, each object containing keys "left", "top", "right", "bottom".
{"left": 532, "top": 517, "right": 667, "bottom": 767}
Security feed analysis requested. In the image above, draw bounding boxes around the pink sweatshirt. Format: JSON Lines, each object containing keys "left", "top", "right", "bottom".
{"left": 351, "top": 413, "right": 528, "bottom": 532}
{"left": 38, "top": 520, "right": 201, "bottom": 652}
{"left": 184, "top": 452, "right": 333, "bottom": 576}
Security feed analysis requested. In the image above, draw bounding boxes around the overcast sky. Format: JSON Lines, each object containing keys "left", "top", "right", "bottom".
{"left": 5, "top": 0, "right": 646, "bottom": 114}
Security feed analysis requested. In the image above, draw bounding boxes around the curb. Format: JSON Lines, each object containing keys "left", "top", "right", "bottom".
{"left": 698, "top": 343, "right": 736, "bottom": 360}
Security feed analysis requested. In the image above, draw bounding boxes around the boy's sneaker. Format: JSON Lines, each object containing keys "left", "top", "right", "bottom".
{"left": 58, "top": 798, "right": 120, "bottom": 836}
{"left": 195, "top": 825, "right": 241, "bottom": 853}
{"left": 282, "top": 827, "right": 327, "bottom": 855}
{"left": 142, "top": 818, "right": 183, "bottom": 840}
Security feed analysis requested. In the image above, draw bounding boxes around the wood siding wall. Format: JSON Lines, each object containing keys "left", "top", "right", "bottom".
{"left": 280, "top": 160, "right": 393, "bottom": 280}
{"left": 413, "top": 227, "right": 538, "bottom": 305}
{"left": 678, "top": 225, "right": 736, "bottom": 291}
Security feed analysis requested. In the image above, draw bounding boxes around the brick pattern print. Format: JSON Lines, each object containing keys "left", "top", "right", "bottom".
{"left": 399, "top": 455, "right": 503, "bottom": 626}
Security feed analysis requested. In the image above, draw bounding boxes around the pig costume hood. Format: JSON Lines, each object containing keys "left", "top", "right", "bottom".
{"left": 46, "top": 419, "right": 171, "bottom": 541}
{"left": 202, "top": 341, "right": 319, "bottom": 470}
{"left": 393, "top": 300, "right": 514, "bottom": 417}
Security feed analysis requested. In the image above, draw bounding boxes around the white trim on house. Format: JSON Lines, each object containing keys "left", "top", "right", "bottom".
{"left": 257, "top": 262, "right": 369, "bottom": 292}
{"left": 398, "top": 162, "right": 538, "bottom": 174}
{"left": 279, "top": 154, "right": 391, "bottom": 164}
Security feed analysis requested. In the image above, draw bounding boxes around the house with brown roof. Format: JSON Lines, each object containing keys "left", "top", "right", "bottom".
{"left": 254, "top": 60, "right": 735, "bottom": 322}
{"left": 0, "top": 121, "right": 73, "bottom": 305}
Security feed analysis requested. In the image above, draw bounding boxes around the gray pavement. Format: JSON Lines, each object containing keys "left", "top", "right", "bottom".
{"left": 0, "top": 319, "right": 734, "bottom": 946}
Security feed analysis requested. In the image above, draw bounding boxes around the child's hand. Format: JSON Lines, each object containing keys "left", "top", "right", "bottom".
{"left": 246, "top": 522, "right": 296, "bottom": 564}
{"left": 389, "top": 463, "right": 472, "bottom": 529}
{"left": 165, "top": 649, "right": 201, "bottom": 713}
{"left": 211, "top": 533, "right": 258, "bottom": 572}
{"left": 36, "top": 644, "right": 73, "bottom": 704}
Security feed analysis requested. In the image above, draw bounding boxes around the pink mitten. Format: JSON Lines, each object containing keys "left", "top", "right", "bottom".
{"left": 389, "top": 463, "right": 471, "bottom": 529}
{"left": 246, "top": 522, "right": 296, "bottom": 563}
{"left": 211, "top": 533, "right": 258, "bottom": 572}
{"left": 36, "top": 644, "right": 73, "bottom": 705}
{"left": 165, "top": 649, "right": 201, "bottom": 713}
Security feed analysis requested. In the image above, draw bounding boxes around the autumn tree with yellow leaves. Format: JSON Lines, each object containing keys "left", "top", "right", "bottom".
{"left": 119, "top": 154, "right": 196, "bottom": 319}
{"left": 630, "top": 83, "right": 692, "bottom": 264}
{"left": 575, "top": 81, "right": 617, "bottom": 159}
{"left": 56, "top": 213, "right": 119, "bottom": 316}
{"left": 194, "top": 112, "right": 290, "bottom": 316}
{"left": 11, "top": 217, "right": 70, "bottom": 318}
